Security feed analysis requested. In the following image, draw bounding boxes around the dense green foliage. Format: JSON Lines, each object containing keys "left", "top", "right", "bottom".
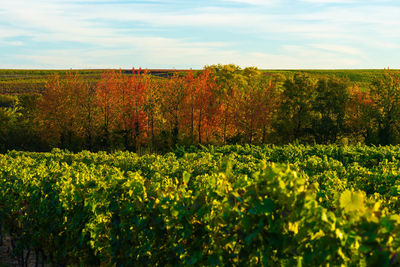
{"left": 0, "top": 94, "right": 46, "bottom": 152}
{"left": 1, "top": 145, "right": 400, "bottom": 265}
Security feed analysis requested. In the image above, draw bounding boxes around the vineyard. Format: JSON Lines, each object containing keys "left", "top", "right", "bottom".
{"left": 1, "top": 145, "right": 400, "bottom": 265}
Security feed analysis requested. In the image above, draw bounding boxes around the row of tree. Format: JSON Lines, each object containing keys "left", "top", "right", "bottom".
{"left": 1, "top": 65, "right": 399, "bottom": 152}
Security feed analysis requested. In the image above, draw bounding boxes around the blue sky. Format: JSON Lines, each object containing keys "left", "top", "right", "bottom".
{"left": 1, "top": 0, "right": 399, "bottom": 69}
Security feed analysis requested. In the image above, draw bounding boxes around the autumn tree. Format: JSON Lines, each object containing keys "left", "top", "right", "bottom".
{"left": 193, "top": 68, "right": 219, "bottom": 144}
{"left": 231, "top": 67, "right": 280, "bottom": 144}
{"left": 143, "top": 77, "right": 163, "bottom": 150}
{"left": 37, "top": 73, "right": 89, "bottom": 149}
{"left": 95, "top": 71, "right": 120, "bottom": 149}
{"left": 182, "top": 70, "right": 197, "bottom": 143}
{"left": 208, "top": 64, "right": 245, "bottom": 143}
{"left": 345, "top": 85, "right": 377, "bottom": 144}
{"left": 125, "top": 68, "right": 149, "bottom": 150}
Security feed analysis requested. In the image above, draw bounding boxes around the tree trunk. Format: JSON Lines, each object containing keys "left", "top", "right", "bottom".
{"left": 198, "top": 109, "right": 202, "bottom": 144}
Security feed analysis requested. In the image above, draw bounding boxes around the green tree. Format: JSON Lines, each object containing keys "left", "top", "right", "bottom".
{"left": 275, "top": 74, "right": 316, "bottom": 143}
{"left": 370, "top": 70, "right": 400, "bottom": 145}
{"left": 159, "top": 73, "right": 187, "bottom": 147}
{"left": 345, "top": 86, "right": 377, "bottom": 144}
{"left": 312, "top": 77, "right": 350, "bottom": 143}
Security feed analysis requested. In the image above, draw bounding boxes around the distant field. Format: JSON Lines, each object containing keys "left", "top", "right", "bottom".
{"left": 0, "top": 69, "right": 102, "bottom": 94}
{"left": 0, "top": 69, "right": 191, "bottom": 94}
{"left": 263, "top": 69, "right": 400, "bottom": 91}
{"left": 0, "top": 69, "right": 398, "bottom": 94}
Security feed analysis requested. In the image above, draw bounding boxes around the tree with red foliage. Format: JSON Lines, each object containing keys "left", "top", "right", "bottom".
{"left": 180, "top": 68, "right": 219, "bottom": 144}
{"left": 183, "top": 70, "right": 197, "bottom": 143}
{"left": 125, "top": 68, "right": 149, "bottom": 150}
{"left": 193, "top": 68, "right": 219, "bottom": 144}
{"left": 95, "top": 71, "right": 120, "bottom": 149}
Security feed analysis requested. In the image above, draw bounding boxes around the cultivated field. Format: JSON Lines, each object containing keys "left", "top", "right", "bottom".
{"left": 1, "top": 145, "right": 400, "bottom": 265}
{"left": 1, "top": 68, "right": 397, "bottom": 94}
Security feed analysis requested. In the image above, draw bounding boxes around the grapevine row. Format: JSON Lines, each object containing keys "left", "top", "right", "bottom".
{"left": 1, "top": 145, "right": 400, "bottom": 265}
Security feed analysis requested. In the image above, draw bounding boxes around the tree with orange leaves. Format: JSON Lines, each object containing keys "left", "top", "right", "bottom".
{"left": 183, "top": 70, "right": 197, "bottom": 143}
{"left": 193, "top": 68, "right": 219, "bottom": 144}
{"left": 37, "top": 72, "right": 95, "bottom": 149}
{"left": 124, "top": 68, "right": 149, "bottom": 151}
{"left": 232, "top": 67, "right": 279, "bottom": 144}
{"left": 180, "top": 68, "right": 219, "bottom": 144}
{"left": 95, "top": 69, "right": 150, "bottom": 151}
{"left": 208, "top": 64, "right": 244, "bottom": 143}
{"left": 95, "top": 71, "right": 121, "bottom": 149}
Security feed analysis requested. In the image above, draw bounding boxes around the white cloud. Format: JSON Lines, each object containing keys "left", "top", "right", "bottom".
{"left": 0, "top": 0, "right": 399, "bottom": 68}
{"left": 311, "top": 44, "right": 364, "bottom": 56}
{"left": 301, "top": 0, "right": 358, "bottom": 3}
{"left": 16, "top": 42, "right": 364, "bottom": 69}
{"left": 222, "top": 0, "right": 276, "bottom": 5}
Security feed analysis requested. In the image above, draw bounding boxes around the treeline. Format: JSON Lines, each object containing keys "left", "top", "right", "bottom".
{"left": 0, "top": 65, "right": 400, "bottom": 152}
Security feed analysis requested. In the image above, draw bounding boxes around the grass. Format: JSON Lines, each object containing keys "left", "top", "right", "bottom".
{"left": 1, "top": 69, "right": 399, "bottom": 94}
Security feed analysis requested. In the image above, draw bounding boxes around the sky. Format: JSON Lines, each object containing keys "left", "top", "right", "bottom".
{"left": 0, "top": 0, "right": 399, "bottom": 69}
